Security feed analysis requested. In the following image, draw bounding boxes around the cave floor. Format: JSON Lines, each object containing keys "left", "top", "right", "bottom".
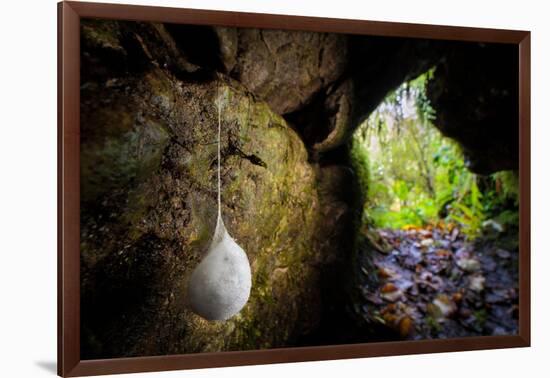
{"left": 359, "top": 223, "right": 519, "bottom": 340}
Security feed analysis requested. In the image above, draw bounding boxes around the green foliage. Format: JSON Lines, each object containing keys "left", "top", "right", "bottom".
{"left": 425, "top": 316, "right": 443, "bottom": 334}
{"left": 351, "top": 71, "right": 518, "bottom": 237}
{"left": 350, "top": 135, "right": 371, "bottom": 205}
{"left": 473, "top": 309, "right": 488, "bottom": 329}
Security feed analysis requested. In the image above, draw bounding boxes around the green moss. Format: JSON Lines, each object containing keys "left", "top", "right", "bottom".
{"left": 426, "top": 316, "right": 443, "bottom": 333}
{"left": 81, "top": 19, "right": 124, "bottom": 52}
{"left": 82, "top": 116, "right": 169, "bottom": 205}
{"left": 474, "top": 309, "right": 488, "bottom": 329}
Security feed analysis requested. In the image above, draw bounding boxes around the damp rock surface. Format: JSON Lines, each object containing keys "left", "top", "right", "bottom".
{"left": 80, "top": 18, "right": 519, "bottom": 359}
{"left": 80, "top": 19, "right": 351, "bottom": 358}
{"left": 228, "top": 29, "right": 348, "bottom": 115}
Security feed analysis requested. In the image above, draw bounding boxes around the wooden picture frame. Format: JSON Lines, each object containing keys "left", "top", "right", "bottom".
{"left": 58, "top": 1, "right": 530, "bottom": 376}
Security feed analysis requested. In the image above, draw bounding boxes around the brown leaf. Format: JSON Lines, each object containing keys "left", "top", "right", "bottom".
{"left": 382, "top": 313, "right": 398, "bottom": 325}
{"left": 377, "top": 267, "right": 393, "bottom": 279}
{"left": 380, "top": 283, "right": 403, "bottom": 302}
{"left": 399, "top": 316, "right": 414, "bottom": 338}
{"left": 381, "top": 283, "right": 398, "bottom": 293}
{"left": 436, "top": 249, "right": 452, "bottom": 258}
{"left": 381, "top": 303, "right": 397, "bottom": 314}
{"left": 452, "top": 291, "right": 463, "bottom": 303}
{"left": 419, "top": 229, "right": 433, "bottom": 238}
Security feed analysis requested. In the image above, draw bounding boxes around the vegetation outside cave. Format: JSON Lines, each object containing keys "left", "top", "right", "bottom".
{"left": 349, "top": 70, "right": 520, "bottom": 340}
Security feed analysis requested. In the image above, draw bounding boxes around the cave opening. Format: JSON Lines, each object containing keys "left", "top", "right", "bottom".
{"left": 346, "top": 69, "right": 520, "bottom": 340}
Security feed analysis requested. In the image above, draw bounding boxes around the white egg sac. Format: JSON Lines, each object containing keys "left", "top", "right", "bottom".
{"left": 187, "top": 222, "right": 252, "bottom": 321}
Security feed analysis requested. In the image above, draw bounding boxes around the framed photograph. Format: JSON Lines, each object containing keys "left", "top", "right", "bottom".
{"left": 58, "top": 1, "right": 530, "bottom": 376}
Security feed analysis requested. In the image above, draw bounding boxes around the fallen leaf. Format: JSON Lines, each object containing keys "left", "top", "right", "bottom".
{"left": 496, "top": 249, "right": 512, "bottom": 259}
{"left": 450, "top": 227, "right": 460, "bottom": 241}
{"left": 419, "top": 229, "right": 433, "bottom": 238}
{"left": 455, "top": 247, "right": 472, "bottom": 259}
{"left": 365, "top": 229, "right": 393, "bottom": 254}
{"left": 458, "top": 308, "right": 472, "bottom": 318}
{"left": 399, "top": 316, "right": 414, "bottom": 337}
{"left": 420, "top": 238, "right": 434, "bottom": 247}
{"left": 452, "top": 291, "right": 463, "bottom": 303}
{"left": 436, "top": 249, "right": 452, "bottom": 258}
{"left": 381, "top": 283, "right": 398, "bottom": 293}
{"left": 432, "top": 294, "right": 457, "bottom": 318}
{"left": 395, "top": 279, "right": 414, "bottom": 291}
{"left": 377, "top": 267, "right": 401, "bottom": 280}
{"left": 381, "top": 303, "right": 396, "bottom": 313}
{"left": 382, "top": 312, "right": 398, "bottom": 325}
{"left": 456, "top": 258, "right": 481, "bottom": 272}
{"left": 426, "top": 303, "right": 442, "bottom": 319}
{"left": 469, "top": 275, "right": 486, "bottom": 292}
{"left": 363, "top": 293, "right": 383, "bottom": 305}
{"left": 380, "top": 283, "right": 403, "bottom": 302}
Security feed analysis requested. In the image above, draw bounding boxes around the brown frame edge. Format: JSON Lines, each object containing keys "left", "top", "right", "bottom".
{"left": 58, "top": 1, "right": 531, "bottom": 377}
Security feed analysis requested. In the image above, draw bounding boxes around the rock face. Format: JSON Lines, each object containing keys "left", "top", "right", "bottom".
{"left": 80, "top": 18, "right": 520, "bottom": 359}
{"left": 427, "top": 42, "right": 519, "bottom": 174}
{"left": 286, "top": 36, "right": 445, "bottom": 160}
{"left": 347, "top": 36, "right": 442, "bottom": 126}
{"left": 224, "top": 28, "right": 348, "bottom": 115}
{"left": 80, "top": 19, "right": 349, "bottom": 358}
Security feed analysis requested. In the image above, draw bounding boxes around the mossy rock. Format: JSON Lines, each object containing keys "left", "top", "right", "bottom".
{"left": 80, "top": 63, "right": 331, "bottom": 357}
{"left": 80, "top": 18, "right": 362, "bottom": 359}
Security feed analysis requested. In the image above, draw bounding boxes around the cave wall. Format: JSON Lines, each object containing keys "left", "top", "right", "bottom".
{"left": 80, "top": 19, "right": 519, "bottom": 358}
{"left": 80, "top": 19, "right": 353, "bottom": 358}
{"left": 426, "top": 42, "right": 519, "bottom": 174}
